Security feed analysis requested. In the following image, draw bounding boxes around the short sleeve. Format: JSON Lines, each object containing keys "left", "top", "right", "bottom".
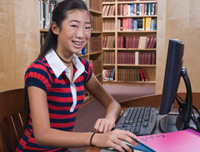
{"left": 81, "top": 59, "right": 92, "bottom": 83}
{"left": 24, "top": 61, "right": 52, "bottom": 93}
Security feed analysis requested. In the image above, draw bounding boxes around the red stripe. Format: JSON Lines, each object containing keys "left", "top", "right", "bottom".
{"left": 76, "top": 85, "right": 84, "bottom": 91}
{"left": 25, "top": 71, "right": 51, "bottom": 89}
{"left": 51, "top": 121, "right": 75, "bottom": 128}
{"left": 48, "top": 104, "right": 72, "bottom": 111}
{"left": 50, "top": 113, "right": 77, "bottom": 119}
{"left": 77, "top": 95, "right": 85, "bottom": 100}
{"left": 48, "top": 96, "right": 73, "bottom": 103}
{"left": 48, "top": 87, "right": 72, "bottom": 93}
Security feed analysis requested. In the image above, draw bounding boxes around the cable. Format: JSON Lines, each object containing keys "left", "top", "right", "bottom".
{"left": 175, "top": 94, "right": 200, "bottom": 132}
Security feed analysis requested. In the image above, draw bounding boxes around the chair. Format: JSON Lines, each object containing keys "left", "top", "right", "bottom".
{"left": 0, "top": 88, "right": 27, "bottom": 152}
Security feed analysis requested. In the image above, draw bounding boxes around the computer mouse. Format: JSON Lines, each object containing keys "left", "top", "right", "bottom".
{"left": 107, "top": 140, "right": 134, "bottom": 151}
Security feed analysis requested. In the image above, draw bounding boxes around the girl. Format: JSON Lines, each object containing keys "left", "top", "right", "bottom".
{"left": 17, "top": 0, "right": 137, "bottom": 151}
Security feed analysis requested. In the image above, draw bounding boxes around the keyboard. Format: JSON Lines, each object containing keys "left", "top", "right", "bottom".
{"left": 115, "top": 106, "right": 157, "bottom": 136}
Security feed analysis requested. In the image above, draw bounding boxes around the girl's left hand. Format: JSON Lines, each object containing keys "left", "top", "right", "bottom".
{"left": 94, "top": 118, "right": 115, "bottom": 133}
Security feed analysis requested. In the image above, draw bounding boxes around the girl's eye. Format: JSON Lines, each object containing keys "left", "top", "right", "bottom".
{"left": 71, "top": 25, "right": 78, "bottom": 28}
{"left": 86, "top": 26, "right": 91, "bottom": 30}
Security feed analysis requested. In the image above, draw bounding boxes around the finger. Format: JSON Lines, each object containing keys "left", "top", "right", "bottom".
{"left": 94, "top": 119, "right": 101, "bottom": 132}
{"left": 104, "top": 120, "right": 115, "bottom": 132}
{"left": 95, "top": 119, "right": 105, "bottom": 133}
{"left": 115, "top": 140, "right": 132, "bottom": 152}
{"left": 102, "top": 122, "right": 109, "bottom": 133}
{"left": 98, "top": 120, "right": 105, "bottom": 133}
{"left": 120, "top": 130, "right": 137, "bottom": 140}
{"left": 111, "top": 143, "right": 125, "bottom": 152}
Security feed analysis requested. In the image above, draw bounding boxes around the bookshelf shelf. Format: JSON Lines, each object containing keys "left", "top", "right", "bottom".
{"left": 91, "top": 31, "right": 102, "bottom": 34}
{"left": 103, "top": 80, "right": 156, "bottom": 84}
{"left": 103, "top": 16, "right": 115, "bottom": 19}
{"left": 117, "top": 15, "right": 157, "bottom": 18}
{"left": 102, "top": 0, "right": 157, "bottom": 83}
{"left": 102, "top": 31, "right": 115, "bottom": 33}
{"left": 102, "top": 2, "right": 116, "bottom": 5}
{"left": 103, "top": 48, "right": 115, "bottom": 51}
{"left": 77, "top": 53, "right": 89, "bottom": 58}
{"left": 89, "top": 51, "right": 103, "bottom": 55}
{"left": 117, "top": 48, "right": 156, "bottom": 51}
{"left": 40, "top": 29, "right": 48, "bottom": 32}
{"left": 117, "top": 64, "right": 156, "bottom": 67}
{"left": 89, "top": 9, "right": 102, "bottom": 15}
{"left": 117, "top": 1, "right": 157, "bottom": 4}
{"left": 103, "top": 64, "right": 115, "bottom": 66}
{"left": 118, "top": 31, "right": 157, "bottom": 33}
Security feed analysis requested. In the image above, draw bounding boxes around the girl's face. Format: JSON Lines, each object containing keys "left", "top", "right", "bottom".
{"left": 55, "top": 10, "right": 91, "bottom": 57}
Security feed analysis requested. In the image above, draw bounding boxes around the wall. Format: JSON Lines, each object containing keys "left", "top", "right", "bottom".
{"left": 156, "top": 0, "right": 200, "bottom": 94}
{"left": 0, "top": 0, "right": 40, "bottom": 92}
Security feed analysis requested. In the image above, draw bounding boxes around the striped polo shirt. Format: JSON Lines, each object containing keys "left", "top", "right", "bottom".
{"left": 17, "top": 49, "right": 92, "bottom": 151}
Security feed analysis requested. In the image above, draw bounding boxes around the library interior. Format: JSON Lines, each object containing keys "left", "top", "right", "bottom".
{"left": 0, "top": 0, "right": 200, "bottom": 152}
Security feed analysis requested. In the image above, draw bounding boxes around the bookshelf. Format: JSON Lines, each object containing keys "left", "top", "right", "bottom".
{"left": 102, "top": 0, "right": 157, "bottom": 84}
{"left": 39, "top": 0, "right": 103, "bottom": 102}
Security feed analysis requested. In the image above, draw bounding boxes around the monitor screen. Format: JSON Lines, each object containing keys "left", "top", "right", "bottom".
{"left": 159, "top": 39, "right": 193, "bottom": 133}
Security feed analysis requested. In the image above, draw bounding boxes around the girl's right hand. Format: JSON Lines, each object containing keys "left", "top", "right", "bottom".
{"left": 91, "top": 129, "right": 137, "bottom": 152}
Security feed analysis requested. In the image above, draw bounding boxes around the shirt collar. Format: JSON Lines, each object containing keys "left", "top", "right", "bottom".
{"left": 45, "top": 49, "right": 85, "bottom": 80}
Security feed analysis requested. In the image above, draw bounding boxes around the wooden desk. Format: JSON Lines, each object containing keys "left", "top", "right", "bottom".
{"left": 86, "top": 92, "right": 200, "bottom": 152}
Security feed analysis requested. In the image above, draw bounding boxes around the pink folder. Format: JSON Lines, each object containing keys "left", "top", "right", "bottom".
{"left": 136, "top": 129, "right": 200, "bottom": 152}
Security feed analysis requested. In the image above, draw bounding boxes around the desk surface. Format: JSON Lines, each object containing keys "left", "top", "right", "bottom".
{"left": 86, "top": 92, "right": 200, "bottom": 152}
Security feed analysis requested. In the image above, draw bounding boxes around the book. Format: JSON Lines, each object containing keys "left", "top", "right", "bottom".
{"left": 145, "top": 17, "right": 152, "bottom": 31}
{"left": 139, "top": 69, "right": 145, "bottom": 81}
{"left": 136, "top": 129, "right": 200, "bottom": 152}
{"left": 142, "top": 69, "right": 148, "bottom": 81}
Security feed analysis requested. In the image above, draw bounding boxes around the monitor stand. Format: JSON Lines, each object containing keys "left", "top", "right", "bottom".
{"left": 159, "top": 114, "right": 179, "bottom": 132}
{"left": 159, "top": 67, "right": 193, "bottom": 133}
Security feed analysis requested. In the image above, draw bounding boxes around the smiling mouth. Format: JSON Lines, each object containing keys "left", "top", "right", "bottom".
{"left": 72, "top": 41, "right": 84, "bottom": 48}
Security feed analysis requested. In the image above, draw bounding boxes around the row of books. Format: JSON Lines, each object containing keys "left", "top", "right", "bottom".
{"left": 103, "top": 52, "right": 115, "bottom": 64}
{"left": 89, "top": 60, "right": 102, "bottom": 76}
{"left": 40, "top": 33, "right": 46, "bottom": 46}
{"left": 102, "top": 0, "right": 115, "bottom": 2}
{"left": 103, "top": 68, "right": 149, "bottom": 82}
{"left": 118, "top": 17, "right": 157, "bottom": 31}
{"left": 102, "top": 68, "right": 115, "bottom": 81}
{"left": 91, "top": 15, "right": 102, "bottom": 31}
{"left": 103, "top": 19, "right": 115, "bottom": 31}
{"left": 118, "top": 68, "right": 148, "bottom": 82}
{"left": 118, "top": 0, "right": 154, "bottom": 1}
{"left": 103, "top": 36, "right": 115, "bottom": 48}
{"left": 102, "top": 0, "right": 155, "bottom": 2}
{"left": 39, "top": 0, "right": 57, "bottom": 29}
{"left": 102, "top": 4, "right": 115, "bottom": 16}
{"left": 88, "top": 36, "right": 102, "bottom": 52}
{"left": 103, "top": 51, "right": 156, "bottom": 65}
{"left": 88, "top": 0, "right": 101, "bottom": 12}
{"left": 117, "top": 35, "right": 156, "bottom": 49}
{"left": 117, "top": 51, "right": 156, "bottom": 65}
{"left": 118, "top": 3, "right": 156, "bottom": 16}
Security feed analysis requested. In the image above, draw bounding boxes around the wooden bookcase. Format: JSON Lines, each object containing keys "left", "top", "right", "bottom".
{"left": 39, "top": 0, "right": 103, "bottom": 102}
{"left": 102, "top": 0, "right": 157, "bottom": 84}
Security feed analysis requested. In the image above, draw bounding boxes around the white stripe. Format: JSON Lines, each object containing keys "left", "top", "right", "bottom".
{"left": 70, "top": 81, "right": 77, "bottom": 112}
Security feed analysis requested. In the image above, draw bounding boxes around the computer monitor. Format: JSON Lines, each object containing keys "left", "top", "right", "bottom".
{"left": 159, "top": 39, "right": 193, "bottom": 133}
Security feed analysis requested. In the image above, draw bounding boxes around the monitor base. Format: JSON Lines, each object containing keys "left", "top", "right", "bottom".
{"left": 159, "top": 113, "right": 196, "bottom": 133}
{"left": 159, "top": 114, "right": 179, "bottom": 133}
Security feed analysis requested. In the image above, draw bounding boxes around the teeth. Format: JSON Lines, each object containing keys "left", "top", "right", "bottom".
{"left": 73, "top": 41, "right": 82, "bottom": 45}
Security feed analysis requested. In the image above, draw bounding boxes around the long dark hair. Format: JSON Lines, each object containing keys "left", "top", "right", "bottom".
{"left": 37, "top": 0, "right": 89, "bottom": 60}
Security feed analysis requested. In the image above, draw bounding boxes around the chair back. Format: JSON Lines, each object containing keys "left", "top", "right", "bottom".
{"left": 0, "top": 88, "right": 26, "bottom": 152}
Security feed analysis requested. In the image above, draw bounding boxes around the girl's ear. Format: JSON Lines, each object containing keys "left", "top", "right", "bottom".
{"left": 51, "top": 22, "right": 60, "bottom": 35}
